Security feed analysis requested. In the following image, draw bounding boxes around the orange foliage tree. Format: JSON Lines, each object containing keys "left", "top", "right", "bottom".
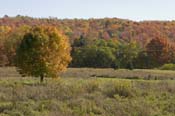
{"left": 15, "top": 26, "right": 72, "bottom": 82}
{"left": 146, "top": 36, "right": 175, "bottom": 67}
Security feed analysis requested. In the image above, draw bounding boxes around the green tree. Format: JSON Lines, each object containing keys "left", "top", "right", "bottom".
{"left": 15, "top": 26, "right": 72, "bottom": 82}
{"left": 71, "top": 46, "right": 115, "bottom": 68}
{"left": 116, "top": 41, "right": 141, "bottom": 69}
{"left": 133, "top": 51, "right": 150, "bottom": 69}
{"left": 71, "top": 39, "right": 118, "bottom": 68}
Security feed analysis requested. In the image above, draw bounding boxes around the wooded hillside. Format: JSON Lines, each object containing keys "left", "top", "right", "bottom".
{"left": 1, "top": 15, "right": 175, "bottom": 45}
{"left": 1, "top": 15, "right": 175, "bottom": 68}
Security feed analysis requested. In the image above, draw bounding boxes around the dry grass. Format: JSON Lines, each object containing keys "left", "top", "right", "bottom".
{"left": 0, "top": 67, "right": 175, "bottom": 116}
{"left": 61, "top": 68, "right": 175, "bottom": 80}
{"left": 0, "top": 77, "right": 175, "bottom": 116}
{"left": 1, "top": 67, "right": 175, "bottom": 80}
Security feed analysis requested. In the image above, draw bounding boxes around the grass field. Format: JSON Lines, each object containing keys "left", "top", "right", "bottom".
{"left": 0, "top": 67, "right": 175, "bottom": 116}
{"left": 1, "top": 67, "right": 175, "bottom": 80}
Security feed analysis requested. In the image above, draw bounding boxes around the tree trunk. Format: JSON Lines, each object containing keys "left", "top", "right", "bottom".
{"left": 40, "top": 74, "right": 44, "bottom": 83}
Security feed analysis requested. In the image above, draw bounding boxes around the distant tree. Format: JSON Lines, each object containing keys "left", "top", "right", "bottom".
{"left": 71, "top": 44, "right": 116, "bottom": 68}
{"left": 73, "top": 34, "right": 100, "bottom": 48}
{"left": 73, "top": 35, "right": 87, "bottom": 47}
{"left": 71, "top": 39, "right": 119, "bottom": 68}
{"left": 0, "top": 26, "right": 12, "bottom": 66}
{"left": 146, "top": 36, "right": 175, "bottom": 67}
{"left": 3, "top": 15, "right": 9, "bottom": 18}
{"left": 133, "top": 51, "right": 151, "bottom": 69}
{"left": 116, "top": 41, "right": 141, "bottom": 69}
{"left": 4, "top": 25, "right": 30, "bottom": 65}
{"left": 15, "top": 26, "right": 72, "bottom": 82}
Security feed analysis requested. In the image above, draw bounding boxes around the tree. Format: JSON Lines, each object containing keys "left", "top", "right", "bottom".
{"left": 116, "top": 41, "right": 141, "bottom": 69}
{"left": 71, "top": 46, "right": 115, "bottom": 68}
{"left": 133, "top": 51, "right": 150, "bottom": 69}
{"left": 146, "top": 36, "right": 175, "bottom": 67}
{"left": 71, "top": 39, "right": 118, "bottom": 68}
{"left": 4, "top": 25, "right": 30, "bottom": 65}
{"left": 0, "top": 26, "right": 11, "bottom": 66}
{"left": 15, "top": 26, "right": 72, "bottom": 82}
{"left": 73, "top": 35, "right": 87, "bottom": 47}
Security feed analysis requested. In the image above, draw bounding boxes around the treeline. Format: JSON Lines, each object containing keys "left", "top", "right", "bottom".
{"left": 0, "top": 15, "right": 175, "bottom": 68}
{"left": 71, "top": 37, "right": 175, "bottom": 69}
{"left": 1, "top": 15, "right": 175, "bottom": 44}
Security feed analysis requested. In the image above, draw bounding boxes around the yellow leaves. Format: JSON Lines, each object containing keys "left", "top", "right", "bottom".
{"left": 0, "top": 26, "right": 11, "bottom": 33}
{"left": 16, "top": 26, "right": 72, "bottom": 78}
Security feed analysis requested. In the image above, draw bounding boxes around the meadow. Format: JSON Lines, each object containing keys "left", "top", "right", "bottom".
{"left": 0, "top": 67, "right": 175, "bottom": 116}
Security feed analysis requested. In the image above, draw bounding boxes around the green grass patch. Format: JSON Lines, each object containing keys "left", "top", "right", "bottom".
{"left": 0, "top": 77, "right": 174, "bottom": 116}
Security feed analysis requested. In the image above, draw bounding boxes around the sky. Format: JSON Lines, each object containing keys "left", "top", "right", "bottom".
{"left": 0, "top": 0, "right": 175, "bottom": 21}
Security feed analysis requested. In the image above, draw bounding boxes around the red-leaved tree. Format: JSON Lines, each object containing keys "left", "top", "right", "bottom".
{"left": 146, "top": 36, "right": 175, "bottom": 67}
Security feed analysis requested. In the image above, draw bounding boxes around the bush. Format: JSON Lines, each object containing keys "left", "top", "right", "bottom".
{"left": 159, "top": 63, "right": 175, "bottom": 70}
{"left": 102, "top": 81, "right": 134, "bottom": 98}
{"left": 84, "top": 80, "right": 99, "bottom": 93}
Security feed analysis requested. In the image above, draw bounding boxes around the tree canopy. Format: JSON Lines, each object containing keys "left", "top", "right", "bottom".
{"left": 146, "top": 36, "right": 175, "bottom": 67}
{"left": 15, "top": 26, "right": 72, "bottom": 82}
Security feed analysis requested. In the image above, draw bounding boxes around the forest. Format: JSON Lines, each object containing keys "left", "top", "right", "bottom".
{"left": 0, "top": 15, "right": 175, "bottom": 69}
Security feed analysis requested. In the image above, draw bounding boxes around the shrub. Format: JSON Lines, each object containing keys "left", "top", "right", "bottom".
{"left": 84, "top": 80, "right": 99, "bottom": 93}
{"left": 159, "top": 63, "right": 175, "bottom": 70}
{"left": 102, "top": 81, "right": 134, "bottom": 98}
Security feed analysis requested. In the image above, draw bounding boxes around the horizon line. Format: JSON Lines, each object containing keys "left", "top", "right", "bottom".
{"left": 1, "top": 14, "right": 175, "bottom": 22}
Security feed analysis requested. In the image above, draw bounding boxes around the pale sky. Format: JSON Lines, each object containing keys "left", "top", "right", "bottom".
{"left": 0, "top": 0, "right": 175, "bottom": 21}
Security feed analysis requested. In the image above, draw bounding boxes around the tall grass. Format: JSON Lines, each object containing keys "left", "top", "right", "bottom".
{"left": 0, "top": 77, "right": 175, "bottom": 116}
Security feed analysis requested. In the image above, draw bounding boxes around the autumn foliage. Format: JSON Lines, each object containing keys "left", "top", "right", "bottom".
{"left": 146, "top": 36, "right": 175, "bottom": 67}
{"left": 0, "top": 16, "right": 175, "bottom": 69}
{"left": 15, "top": 26, "right": 72, "bottom": 82}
